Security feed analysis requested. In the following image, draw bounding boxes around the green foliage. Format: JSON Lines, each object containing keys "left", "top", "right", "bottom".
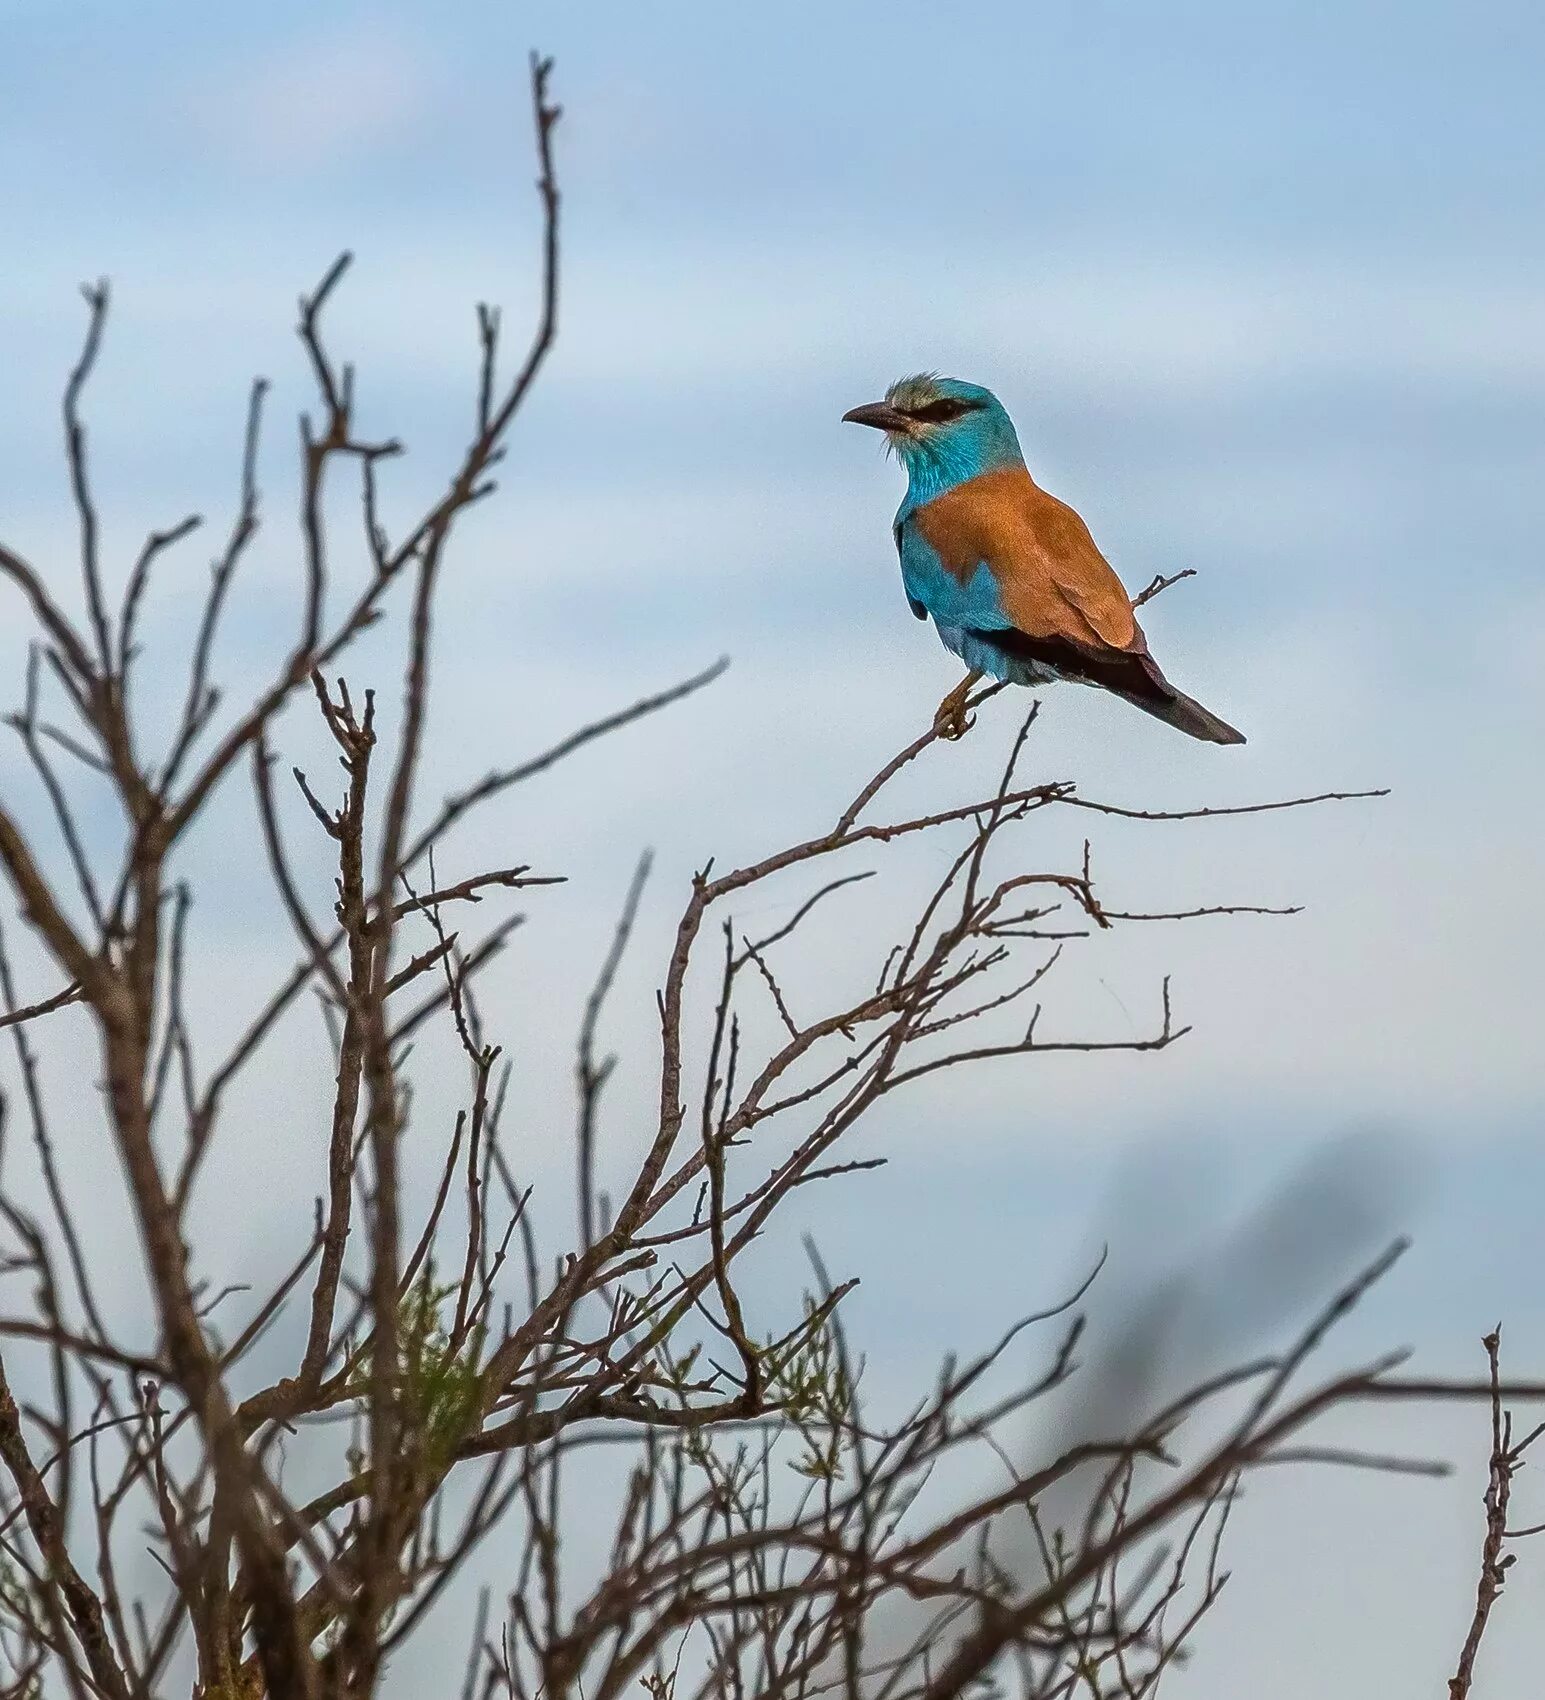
{"left": 763, "top": 1296, "right": 851, "bottom": 1481}
{"left": 347, "top": 1269, "right": 486, "bottom": 1472}
{"left": 0, "top": 1558, "right": 42, "bottom": 1698}
{"left": 656, "top": 1339, "right": 703, "bottom": 1395}
{"left": 0, "top": 1552, "right": 29, "bottom": 1617}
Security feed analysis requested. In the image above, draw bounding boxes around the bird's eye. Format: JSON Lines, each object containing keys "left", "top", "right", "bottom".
{"left": 905, "top": 398, "right": 977, "bottom": 424}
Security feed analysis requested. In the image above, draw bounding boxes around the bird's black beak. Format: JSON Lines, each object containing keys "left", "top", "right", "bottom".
{"left": 841, "top": 401, "right": 911, "bottom": 432}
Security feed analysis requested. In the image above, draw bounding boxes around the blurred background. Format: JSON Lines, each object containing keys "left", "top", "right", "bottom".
{"left": 2, "top": 1, "right": 1543, "bottom": 1692}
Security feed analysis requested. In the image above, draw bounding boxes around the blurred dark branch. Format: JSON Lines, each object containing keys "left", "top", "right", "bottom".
{"left": 0, "top": 981, "right": 81, "bottom": 1033}
{"left": 910, "top": 1250, "right": 1545, "bottom": 1700}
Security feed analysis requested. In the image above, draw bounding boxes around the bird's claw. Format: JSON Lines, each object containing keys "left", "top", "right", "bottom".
{"left": 931, "top": 671, "right": 983, "bottom": 742}
{"left": 933, "top": 704, "right": 975, "bottom": 741}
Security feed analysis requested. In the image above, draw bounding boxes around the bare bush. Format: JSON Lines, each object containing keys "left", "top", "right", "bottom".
{"left": 0, "top": 54, "right": 1538, "bottom": 1700}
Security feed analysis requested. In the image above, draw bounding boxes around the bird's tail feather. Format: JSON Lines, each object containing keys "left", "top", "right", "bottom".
{"left": 1121, "top": 680, "right": 1246, "bottom": 745}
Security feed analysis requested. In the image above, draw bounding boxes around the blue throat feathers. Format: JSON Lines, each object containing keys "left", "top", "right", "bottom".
{"left": 896, "top": 405, "right": 1027, "bottom": 514}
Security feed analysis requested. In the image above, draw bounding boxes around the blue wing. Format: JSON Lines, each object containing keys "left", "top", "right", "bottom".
{"left": 896, "top": 515, "right": 1059, "bottom": 686}
{"left": 896, "top": 516, "right": 1013, "bottom": 632}
{"left": 893, "top": 524, "right": 927, "bottom": 619}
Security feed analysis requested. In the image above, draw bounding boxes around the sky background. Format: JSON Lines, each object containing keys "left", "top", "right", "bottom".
{"left": 2, "top": 1, "right": 1544, "bottom": 1694}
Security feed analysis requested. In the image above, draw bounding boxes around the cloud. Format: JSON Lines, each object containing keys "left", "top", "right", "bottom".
{"left": 7, "top": 213, "right": 1543, "bottom": 410}
{"left": 183, "top": 21, "right": 443, "bottom": 170}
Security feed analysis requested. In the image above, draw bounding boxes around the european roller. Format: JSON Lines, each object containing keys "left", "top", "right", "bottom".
{"left": 843, "top": 374, "right": 1245, "bottom": 745}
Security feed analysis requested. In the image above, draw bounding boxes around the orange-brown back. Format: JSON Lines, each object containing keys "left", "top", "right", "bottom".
{"left": 911, "top": 465, "right": 1144, "bottom": 656}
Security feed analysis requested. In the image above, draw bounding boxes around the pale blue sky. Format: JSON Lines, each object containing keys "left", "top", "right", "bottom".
{"left": 3, "top": 3, "right": 1544, "bottom": 1694}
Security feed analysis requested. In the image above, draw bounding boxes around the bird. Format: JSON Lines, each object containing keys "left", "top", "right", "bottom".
{"left": 842, "top": 374, "right": 1245, "bottom": 745}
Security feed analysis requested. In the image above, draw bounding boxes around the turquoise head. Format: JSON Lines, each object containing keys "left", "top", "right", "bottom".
{"left": 842, "top": 374, "right": 1026, "bottom": 505}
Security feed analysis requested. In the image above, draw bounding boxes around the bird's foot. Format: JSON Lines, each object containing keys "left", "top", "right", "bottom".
{"left": 932, "top": 672, "right": 982, "bottom": 741}
{"left": 932, "top": 690, "right": 976, "bottom": 742}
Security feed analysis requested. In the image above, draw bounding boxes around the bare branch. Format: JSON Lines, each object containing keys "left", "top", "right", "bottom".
{"left": 1448, "top": 1328, "right": 1545, "bottom": 1700}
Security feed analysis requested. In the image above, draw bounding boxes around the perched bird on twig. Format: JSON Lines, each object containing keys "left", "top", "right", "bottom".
{"left": 843, "top": 374, "right": 1245, "bottom": 745}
